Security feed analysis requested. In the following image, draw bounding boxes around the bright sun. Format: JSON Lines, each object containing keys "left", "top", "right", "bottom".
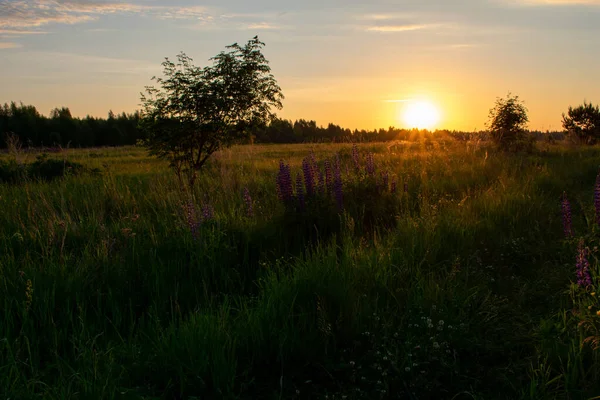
{"left": 402, "top": 101, "right": 441, "bottom": 130}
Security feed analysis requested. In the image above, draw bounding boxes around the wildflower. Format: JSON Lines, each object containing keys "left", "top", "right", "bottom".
{"left": 433, "top": 342, "right": 440, "bottom": 349}
{"left": 352, "top": 143, "right": 360, "bottom": 170}
{"left": 595, "top": 170, "right": 600, "bottom": 227}
{"left": 324, "top": 159, "right": 333, "bottom": 194}
{"left": 317, "top": 169, "right": 325, "bottom": 195}
{"left": 349, "top": 361, "right": 355, "bottom": 367}
{"left": 576, "top": 240, "right": 593, "bottom": 288}
{"left": 438, "top": 320, "right": 444, "bottom": 326}
{"left": 404, "top": 181, "right": 409, "bottom": 193}
{"left": 296, "top": 174, "right": 305, "bottom": 211}
{"left": 405, "top": 367, "right": 411, "bottom": 372}
{"left": 24, "top": 279, "right": 33, "bottom": 313}
{"left": 276, "top": 160, "right": 293, "bottom": 203}
{"left": 333, "top": 158, "right": 343, "bottom": 211}
{"left": 391, "top": 180, "right": 397, "bottom": 193}
{"left": 592, "top": 292, "right": 596, "bottom": 296}
{"left": 302, "top": 156, "right": 315, "bottom": 197}
{"left": 597, "top": 310, "right": 600, "bottom": 316}
{"left": 366, "top": 152, "right": 375, "bottom": 176}
{"left": 381, "top": 171, "right": 389, "bottom": 191}
{"left": 561, "top": 192, "right": 574, "bottom": 238}
{"left": 184, "top": 200, "right": 200, "bottom": 239}
{"left": 201, "top": 203, "right": 214, "bottom": 222}
{"left": 242, "top": 187, "right": 253, "bottom": 217}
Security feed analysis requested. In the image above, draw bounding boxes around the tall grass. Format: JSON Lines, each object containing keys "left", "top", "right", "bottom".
{"left": 1, "top": 141, "right": 599, "bottom": 399}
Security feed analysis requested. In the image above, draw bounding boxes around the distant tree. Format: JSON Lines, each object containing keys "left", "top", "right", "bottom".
{"left": 562, "top": 101, "right": 600, "bottom": 145}
{"left": 487, "top": 93, "right": 530, "bottom": 151}
{"left": 140, "top": 36, "right": 284, "bottom": 187}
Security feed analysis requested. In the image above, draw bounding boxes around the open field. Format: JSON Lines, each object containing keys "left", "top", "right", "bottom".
{"left": 1, "top": 141, "right": 600, "bottom": 399}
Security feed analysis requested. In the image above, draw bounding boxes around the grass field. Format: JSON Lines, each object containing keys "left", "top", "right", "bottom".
{"left": 1, "top": 140, "right": 600, "bottom": 399}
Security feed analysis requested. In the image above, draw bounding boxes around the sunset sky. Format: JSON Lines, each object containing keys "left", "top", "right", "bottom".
{"left": 1, "top": 0, "right": 599, "bottom": 131}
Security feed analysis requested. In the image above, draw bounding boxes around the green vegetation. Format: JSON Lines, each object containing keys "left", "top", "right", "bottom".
{"left": 1, "top": 140, "right": 600, "bottom": 399}
{"left": 140, "top": 36, "right": 284, "bottom": 187}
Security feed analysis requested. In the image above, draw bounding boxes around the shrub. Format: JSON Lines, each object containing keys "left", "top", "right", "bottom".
{"left": 562, "top": 101, "right": 600, "bottom": 145}
{"left": 487, "top": 93, "right": 531, "bottom": 151}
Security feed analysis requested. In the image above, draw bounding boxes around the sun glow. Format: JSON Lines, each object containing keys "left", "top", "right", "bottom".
{"left": 401, "top": 101, "right": 441, "bottom": 130}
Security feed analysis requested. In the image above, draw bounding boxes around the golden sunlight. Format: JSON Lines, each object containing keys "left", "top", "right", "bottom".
{"left": 401, "top": 101, "right": 441, "bottom": 130}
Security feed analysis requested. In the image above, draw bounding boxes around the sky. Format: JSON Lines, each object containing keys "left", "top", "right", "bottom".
{"left": 0, "top": 0, "right": 599, "bottom": 131}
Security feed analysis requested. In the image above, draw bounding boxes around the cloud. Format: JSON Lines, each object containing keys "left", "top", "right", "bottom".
{"left": 0, "top": 1, "right": 214, "bottom": 31}
{"left": 0, "top": 29, "right": 49, "bottom": 35}
{"left": 246, "top": 22, "right": 281, "bottom": 30}
{"left": 366, "top": 24, "right": 437, "bottom": 32}
{"left": 504, "top": 0, "right": 600, "bottom": 5}
{"left": 0, "top": 42, "right": 22, "bottom": 49}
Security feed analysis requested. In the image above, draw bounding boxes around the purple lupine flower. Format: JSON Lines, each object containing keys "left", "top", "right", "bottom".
{"left": 296, "top": 173, "right": 305, "bottom": 211}
{"left": 276, "top": 160, "right": 293, "bottom": 203}
{"left": 352, "top": 144, "right": 360, "bottom": 171}
{"left": 391, "top": 180, "right": 397, "bottom": 194}
{"left": 576, "top": 240, "right": 593, "bottom": 288}
{"left": 595, "top": 171, "right": 600, "bottom": 227}
{"left": 381, "top": 171, "right": 389, "bottom": 192}
{"left": 561, "top": 192, "right": 573, "bottom": 238}
{"left": 318, "top": 169, "right": 325, "bottom": 195}
{"left": 324, "top": 159, "right": 333, "bottom": 194}
{"left": 366, "top": 153, "right": 375, "bottom": 177}
{"left": 333, "top": 158, "right": 343, "bottom": 211}
{"left": 404, "top": 181, "right": 409, "bottom": 193}
{"left": 302, "top": 156, "right": 315, "bottom": 197}
{"left": 201, "top": 203, "right": 214, "bottom": 222}
{"left": 184, "top": 200, "right": 200, "bottom": 239}
{"left": 243, "top": 187, "right": 253, "bottom": 217}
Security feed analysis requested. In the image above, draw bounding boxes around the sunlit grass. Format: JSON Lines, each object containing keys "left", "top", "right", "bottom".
{"left": 1, "top": 140, "right": 599, "bottom": 399}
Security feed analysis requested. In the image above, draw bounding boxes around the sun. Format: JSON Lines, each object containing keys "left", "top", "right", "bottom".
{"left": 401, "top": 101, "right": 441, "bottom": 130}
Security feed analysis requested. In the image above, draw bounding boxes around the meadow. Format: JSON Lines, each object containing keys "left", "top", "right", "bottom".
{"left": 1, "top": 138, "right": 600, "bottom": 399}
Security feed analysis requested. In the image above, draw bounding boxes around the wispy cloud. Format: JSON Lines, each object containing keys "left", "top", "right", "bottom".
{"left": 0, "top": 42, "right": 22, "bottom": 49}
{"left": 246, "top": 22, "right": 281, "bottom": 30}
{"left": 366, "top": 24, "right": 438, "bottom": 33}
{"left": 0, "top": 29, "right": 49, "bottom": 35}
{"left": 361, "top": 13, "right": 419, "bottom": 21}
{"left": 504, "top": 0, "right": 600, "bottom": 5}
{"left": 0, "top": 1, "right": 214, "bottom": 31}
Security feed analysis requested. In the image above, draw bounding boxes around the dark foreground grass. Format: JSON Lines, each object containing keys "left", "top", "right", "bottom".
{"left": 1, "top": 141, "right": 600, "bottom": 399}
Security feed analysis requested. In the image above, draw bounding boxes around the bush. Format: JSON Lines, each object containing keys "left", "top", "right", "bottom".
{"left": 0, "top": 154, "right": 90, "bottom": 184}
{"left": 487, "top": 93, "right": 531, "bottom": 151}
{"left": 562, "top": 101, "right": 600, "bottom": 145}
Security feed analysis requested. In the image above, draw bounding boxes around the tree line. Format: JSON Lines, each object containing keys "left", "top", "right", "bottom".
{"left": 0, "top": 102, "right": 141, "bottom": 148}
{"left": 1, "top": 100, "right": 486, "bottom": 149}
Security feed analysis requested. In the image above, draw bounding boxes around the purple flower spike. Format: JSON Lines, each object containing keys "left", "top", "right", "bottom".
{"left": 561, "top": 192, "right": 573, "bottom": 238}
{"left": 366, "top": 153, "right": 375, "bottom": 177}
{"left": 324, "top": 159, "right": 333, "bottom": 194}
{"left": 352, "top": 144, "right": 360, "bottom": 171}
{"left": 391, "top": 180, "right": 397, "bottom": 194}
{"left": 296, "top": 173, "right": 305, "bottom": 212}
{"left": 381, "top": 171, "right": 389, "bottom": 191}
{"left": 318, "top": 169, "right": 325, "bottom": 195}
{"left": 576, "top": 240, "right": 593, "bottom": 288}
{"left": 302, "top": 156, "right": 315, "bottom": 197}
{"left": 277, "top": 160, "right": 293, "bottom": 203}
{"left": 184, "top": 200, "right": 200, "bottom": 239}
{"left": 201, "top": 203, "right": 214, "bottom": 222}
{"left": 333, "top": 158, "right": 343, "bottom": 211}
{"left": 595, "top": 170, "right": 600, "bottom": 228}
{"left": 243, "top": 187, "right": 253, "bottom": 217}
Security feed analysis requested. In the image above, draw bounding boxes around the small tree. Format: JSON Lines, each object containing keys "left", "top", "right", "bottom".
{"left": 487, "top": 93, "right": 529, "bottom": 151}
{"left": 140, "top": 36, "right": 284, "bottom": 187}
{"left": 562, "top": 101, "right": 600, "bottom": 145}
